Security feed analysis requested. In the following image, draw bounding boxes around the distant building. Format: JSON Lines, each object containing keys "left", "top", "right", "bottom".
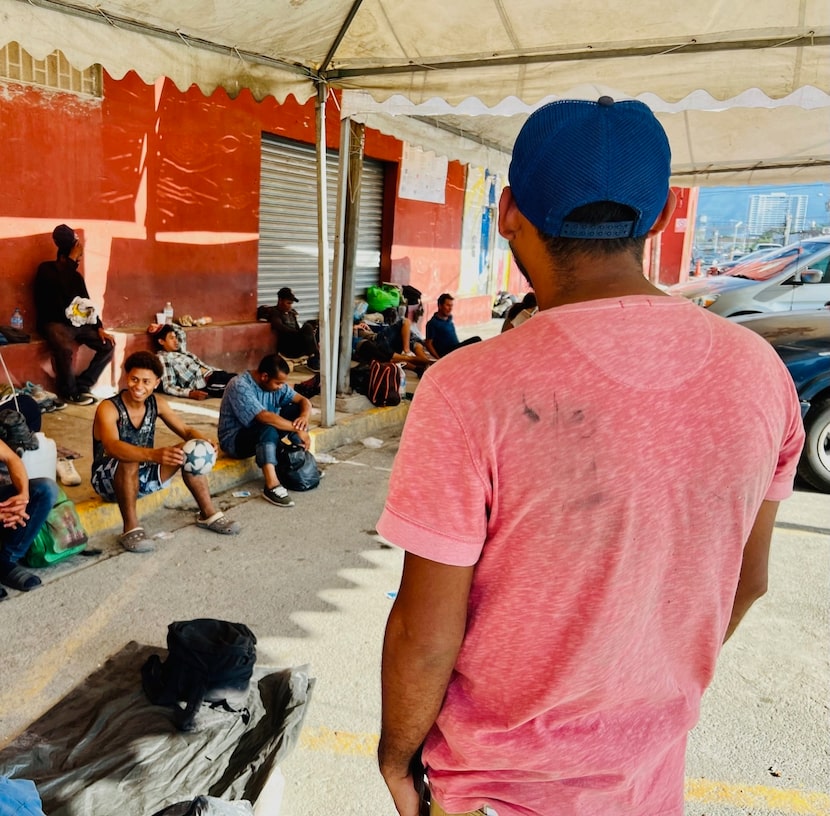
{"left": 747, "top": 193, "right": 808, "bottom": 236}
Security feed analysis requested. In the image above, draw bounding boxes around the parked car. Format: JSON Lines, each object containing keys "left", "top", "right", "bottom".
{"left": 669, "top": 237, "right": 830, "bottom": 317}
{"left": 731, "top": 310, "right": 830, "bottom": 492}
{"left": 709, "top": 246, "right": 780, "bottom": 275}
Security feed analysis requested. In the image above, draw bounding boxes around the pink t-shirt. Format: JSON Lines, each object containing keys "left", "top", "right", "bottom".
{"left": 378, "top": 296, "right": 803, "bottom": 816}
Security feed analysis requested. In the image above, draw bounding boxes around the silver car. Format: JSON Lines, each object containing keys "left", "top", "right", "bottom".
{"left": 669, "top": 238, "right": 830, "bottom": 317}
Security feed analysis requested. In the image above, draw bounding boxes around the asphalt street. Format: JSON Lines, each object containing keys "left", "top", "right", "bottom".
{"left": 0, "top": 426, "right": 827, "bottom": 816}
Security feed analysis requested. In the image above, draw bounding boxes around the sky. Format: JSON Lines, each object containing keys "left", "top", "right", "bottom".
{"left": 697, "top": 183, "right": 830, "bottom": 229}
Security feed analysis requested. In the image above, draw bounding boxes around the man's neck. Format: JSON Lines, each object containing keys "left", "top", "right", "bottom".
{"left": 534, "top": 253, "right": 666, "bottom": 311}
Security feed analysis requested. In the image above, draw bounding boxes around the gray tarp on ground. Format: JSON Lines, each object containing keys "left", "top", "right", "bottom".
{"left": 0, "top": 642, "right": 313, "bottom": 816}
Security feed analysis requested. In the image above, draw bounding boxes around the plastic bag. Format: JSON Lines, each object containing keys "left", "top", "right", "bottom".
{"left": 365, "top": 284, "right": 401, "bottom": 314}
{"left": 276, "top": 441, "right": 320, "bottom": 491}
{"left": 25, "top": 488, "right": 88, "bottom": 567}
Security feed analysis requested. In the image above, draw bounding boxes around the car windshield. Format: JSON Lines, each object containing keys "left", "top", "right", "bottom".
{"left": 722, "top": 241, "right": 828, "bottom": 281}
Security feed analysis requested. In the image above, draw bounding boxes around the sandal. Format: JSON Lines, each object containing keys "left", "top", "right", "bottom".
{"left": 0, "top": 564, "right": 42, "bottom": 592}
{"left": 195, "top": 511, "right": 241, "bottom": 535}
{"left": 118, "top": 527, "right": 154, "bottom": 553}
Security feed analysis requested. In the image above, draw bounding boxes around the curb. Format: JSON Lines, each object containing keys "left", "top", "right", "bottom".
{"left": 76, "top": 402, "right": 410, "bottom": 539}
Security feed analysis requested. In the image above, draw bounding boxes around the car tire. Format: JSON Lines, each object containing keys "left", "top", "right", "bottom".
{"left": 798, "top": 398, "right": 830, "bottom": 493}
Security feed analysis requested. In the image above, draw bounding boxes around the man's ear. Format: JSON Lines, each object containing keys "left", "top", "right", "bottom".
{"left": 647, "top": 190, "right": 677, "bottom": 238}
{"left": 498, "top": 186, "right": 522, "bottom": 240}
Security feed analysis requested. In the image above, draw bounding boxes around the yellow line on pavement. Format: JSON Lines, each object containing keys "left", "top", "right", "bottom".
{"left": 299, "top": 727, "right": 830, "bottom": 815}
{"left": 685, "top": 778, "right": 830, "bottom": 814}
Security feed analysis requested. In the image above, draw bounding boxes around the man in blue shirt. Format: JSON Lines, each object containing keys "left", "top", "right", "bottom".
{"left": 425, "top": 293, "right": 481, "bottom": 359}
{"left": 218, "top": 354, "right": 312, "bottom": 508}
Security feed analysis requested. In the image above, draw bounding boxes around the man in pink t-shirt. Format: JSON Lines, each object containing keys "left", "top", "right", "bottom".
{"left": 377, "top": 98, "right": 804, "bottom": 816}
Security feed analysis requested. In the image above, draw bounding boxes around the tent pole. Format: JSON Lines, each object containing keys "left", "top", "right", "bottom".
{"left": 331, "top": 116, "right": 350, "bottom": 395}
{"left": 315, "top": 81, "right": 335, "bottom": 427}
{"left": 337, "top": 119, "right": 366, "bottom": 393}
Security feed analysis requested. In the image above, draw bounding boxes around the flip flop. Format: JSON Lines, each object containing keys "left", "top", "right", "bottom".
{"left": 118, "top": 527, "right": 154, "bottom": 553}
{"left": 195, "top": 511, "right": 240, "bottom": 535}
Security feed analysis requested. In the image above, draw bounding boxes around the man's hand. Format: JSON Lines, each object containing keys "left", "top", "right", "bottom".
{"left": 155, "top": 446, "right": 185, "bottom": 467}
{"left": 292, "top": 413, "right": 310, "bottom": 432}
{"left": 98, "top": 326, "right": 115, "bottom": 345}
{"left": 0, "top": 494, "right": 30, "bottom": 529}
{"left": 379, "top": 763, "right": 421, "bottom": 816}
{"left": 189, "top": 389, "right": 209, "bottom": 401}
{"left": 297, "top": 429, "right": 311, "bottom": 450}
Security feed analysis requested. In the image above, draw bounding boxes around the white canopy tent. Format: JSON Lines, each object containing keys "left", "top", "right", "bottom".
{"left": 2, "top": 0, "right": 828, "bottom": 420}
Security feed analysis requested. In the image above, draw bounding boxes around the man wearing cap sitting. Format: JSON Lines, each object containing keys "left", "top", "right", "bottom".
{"left": 33, "top": 225, "right": 115, "bottom": 405}
{"left": 269, "top": 287, "right": 320, "bottom": 373}
{"left": 377, "top": 98, "right": 803, "bottom": 816}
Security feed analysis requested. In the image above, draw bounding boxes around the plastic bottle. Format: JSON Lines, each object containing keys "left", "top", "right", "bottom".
{"left": 10, "top": 308, "right": 23, "bottom": 330}
{"left": 163, "top": 302, "right": 173, "bottom": 324}
{"left": 398, "top": 363, "right": 407, "bottom": 399}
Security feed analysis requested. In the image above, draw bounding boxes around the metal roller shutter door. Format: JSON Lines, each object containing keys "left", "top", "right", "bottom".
{"left": 258, "top": 134, "right": 383, "bottom": 321}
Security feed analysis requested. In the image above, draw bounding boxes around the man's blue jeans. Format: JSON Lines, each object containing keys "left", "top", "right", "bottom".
{"left": 0, "top": 478, "right": 59, "bottom": 567}
{"left": 230, "top": 404, "right": 303, "bottom": 466}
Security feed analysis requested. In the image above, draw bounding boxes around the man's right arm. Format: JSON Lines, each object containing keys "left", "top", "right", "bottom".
{"left": 93, "top": 401, "right": 172, "bottom": 465}
{"left": 379, "top": 552, "right": 473, "bottom": 816}
{"left": 723, "top": 499, "right": 778, "bottom": 643}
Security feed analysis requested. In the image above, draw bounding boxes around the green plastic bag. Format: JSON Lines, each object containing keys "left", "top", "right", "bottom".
{"left": 25, "top": 488, "right": 88, "bottom": 567}
{"left": 365, "top": 284, "right": 401, "bottom": 314}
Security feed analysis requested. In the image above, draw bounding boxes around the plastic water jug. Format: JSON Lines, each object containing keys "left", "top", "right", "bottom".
{"left": 20, "top": 432, "right": 57, "bottom": 481}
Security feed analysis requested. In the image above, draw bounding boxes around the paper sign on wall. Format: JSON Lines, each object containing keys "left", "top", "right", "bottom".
{"left": 399, "top": 143, "right": 448, "bottom": 204}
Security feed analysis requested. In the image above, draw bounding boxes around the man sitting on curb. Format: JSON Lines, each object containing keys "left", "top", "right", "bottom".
{"left": 153, "top": 324, "right": 236, "bottom": 400}
{"left": 218, "top": 354, "right": 312, "bottom": 508}
{"left": 269, "top": 287, "right": 320, "bottom": 372}
{"left": 425, "top": 293, "right": 482, "bottom": 359}
{"left": 0, "top": 438, "right": 59, "bottom": 598}
{"left": 91, "top": 351, "right": 240, "bottom": 553}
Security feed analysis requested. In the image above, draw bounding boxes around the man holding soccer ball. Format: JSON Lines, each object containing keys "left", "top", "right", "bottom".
{"left": 91, "top": 351, "right": 241, "bottom": 552}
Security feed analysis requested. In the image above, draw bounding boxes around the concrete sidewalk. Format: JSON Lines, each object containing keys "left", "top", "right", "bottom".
{"left": 37, "top": 317, "right": 503, "bottom": 540}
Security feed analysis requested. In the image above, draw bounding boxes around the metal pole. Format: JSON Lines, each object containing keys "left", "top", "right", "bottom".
{"left": 315, "top": 82, "right": 334, "bottom": 426}
{"left": 332, "top": 116, "right": 350, "bottom": 394}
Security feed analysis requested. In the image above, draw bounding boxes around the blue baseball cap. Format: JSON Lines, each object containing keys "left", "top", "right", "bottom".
{"left": 508, "top": 97, "right": 671, "bottom": 239}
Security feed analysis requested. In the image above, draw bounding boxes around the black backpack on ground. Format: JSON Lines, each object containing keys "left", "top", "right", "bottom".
{"left": 141, "top": 619, "right": 257, "bottom": 732}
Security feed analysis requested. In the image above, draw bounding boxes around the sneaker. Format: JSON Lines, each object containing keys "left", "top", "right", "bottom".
{"left": 305, "top": 356, "right": 321, "bottom": 373}
{"left": 66, "top": 393, "right": 96, "bottom": 406}
{"left": 56, "top": 458, "right": 82, "bottom": 486}
{"left": 263, "top": 485, "right": 294, "bottom": 507}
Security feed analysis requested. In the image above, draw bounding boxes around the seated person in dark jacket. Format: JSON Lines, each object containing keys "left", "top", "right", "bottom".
{"left": 269, "top": 287, "right": 320, "bottom": 372}
{"left": 33, "top": 224, "right": 115, "bottom": 405}
{"left": 153, "top": 325, "right": 235, "bottom": 401}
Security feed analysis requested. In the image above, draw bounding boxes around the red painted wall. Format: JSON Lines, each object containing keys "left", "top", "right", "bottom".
{"left": 0, "top": 72, "right": 489, "bottom": 347}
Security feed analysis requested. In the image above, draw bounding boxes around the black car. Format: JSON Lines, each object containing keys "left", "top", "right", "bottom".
{"left": 732, "top": 311, "right": 830, "bottom": 492}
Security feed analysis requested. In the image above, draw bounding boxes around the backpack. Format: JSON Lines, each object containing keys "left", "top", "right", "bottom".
{"left": 0, "top": 408, "right": 39, "bottom": 452}
{"left": 368, "top": 360, "right": 401, "bottom": 407}
{"left": 276, "top": 439, "right": 321, "bottom": 491}
{"left": 141, "top": 619, "right": 257, "bottom": 732}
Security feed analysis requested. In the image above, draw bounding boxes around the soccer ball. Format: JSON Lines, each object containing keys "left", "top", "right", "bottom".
{"left": 182, "top": 438, "right": 217, "bottom": 475}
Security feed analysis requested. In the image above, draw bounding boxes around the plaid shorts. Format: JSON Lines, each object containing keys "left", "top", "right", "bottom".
{"left": 91, "top": 458, "right": 171, "bottom": 503}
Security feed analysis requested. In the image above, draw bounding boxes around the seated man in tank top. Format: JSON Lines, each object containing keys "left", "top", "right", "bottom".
{"left": 91, "top": 351, "right": 241, "bottom": 553}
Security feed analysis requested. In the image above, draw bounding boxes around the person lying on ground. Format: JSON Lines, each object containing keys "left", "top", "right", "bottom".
{"left": 218, "top": 354, "right": 313, "bottom": 509}
{"left": 0, "top": 437, "right": 59, "bottom": 598}
{"left": 424, "top": 293, "right": 481, "bottom": 358}
{"left": 353, "top": 312, "right": 435, "bottom": 370}
{"left": 91, "top": 351, "right": 240, "bottom": 553}
{"left": 153, "top": 324, "right": 236, "bottom": 400}
{"left": 33, "top": 224, "right": 115, "bottom": 405}
{"left": 269, "top": 287, "right": 320, "bottom": 372}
